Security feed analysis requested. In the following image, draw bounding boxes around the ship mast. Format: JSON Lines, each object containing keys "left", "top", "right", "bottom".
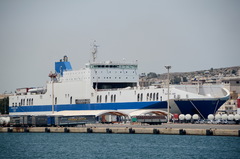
{"left": 91, "top": 40, "right": 99, "bottom": 62}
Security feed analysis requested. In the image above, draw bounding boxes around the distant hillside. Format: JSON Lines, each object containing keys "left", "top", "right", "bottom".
{"left": 157, "top": 66, "right": 240, "bottom": 79}
{"left": 141, "top": 66, "right": 240, "bottom": 85}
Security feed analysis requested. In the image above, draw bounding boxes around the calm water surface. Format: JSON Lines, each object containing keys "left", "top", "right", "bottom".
{"left": 0, "top": 133, "right": 239, "bottom": 159}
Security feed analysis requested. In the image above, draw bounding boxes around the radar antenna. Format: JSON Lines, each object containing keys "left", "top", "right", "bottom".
{"left": 91, "top": 40, "right": 99, "bottom": 62}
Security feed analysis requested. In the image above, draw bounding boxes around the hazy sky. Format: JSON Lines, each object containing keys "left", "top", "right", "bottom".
{"left": 0, "top": 0, "right": 240, "bottom": 93}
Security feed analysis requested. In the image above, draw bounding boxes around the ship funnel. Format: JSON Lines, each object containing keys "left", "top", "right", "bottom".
{"left": 55, "top": 56, "right": 72, "bottom": 76}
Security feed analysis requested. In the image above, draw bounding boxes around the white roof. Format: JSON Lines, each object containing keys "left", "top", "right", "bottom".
{"left": 129, "top": 109, "right": 168, "bottom": 116}
{"left": 53, "top": 110, "right": 128, "bottom": 116}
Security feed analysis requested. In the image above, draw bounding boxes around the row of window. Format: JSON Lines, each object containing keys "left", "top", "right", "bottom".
{"left": 137, "top": 93, "right": 187, "bottom": 102}
{"left": 89, "top": 64, "right": 137, "bottom": 69}
{"left": 95, "top": 71, "right": 135, "bottom": 74}
{"left": 137, "top": 93, "right": 163, "bottom": 102}
{"left": 64, "top": 70, "right": 136, "bottom": 76}
{"left": 12, "top": 98, "right": 34, "bottom": 106}
{"left": 97, "top": 95, "right": 117, "bottom": 103}
{"left": 64, "top": 76, "right": 136, "bottom": 81}
{"left": 94, "top": 77, "right": 135, "bottom": 80}
{"left": 64, "top": 71, "right": 90, "bottom": 75}
{"left": 64, "top": 77, "right": 90, "bottom": 81}
{"left": 96, "top": 93, "right": 164, "bottom": 103}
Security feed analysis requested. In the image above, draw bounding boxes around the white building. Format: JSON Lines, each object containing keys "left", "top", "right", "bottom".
{"left": 218, "top": 77, "right": 240, "bottom": 114}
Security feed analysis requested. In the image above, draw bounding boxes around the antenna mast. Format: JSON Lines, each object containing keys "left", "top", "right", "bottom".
{"left": 91, "top": 40, "right": 98, "bottom": 62}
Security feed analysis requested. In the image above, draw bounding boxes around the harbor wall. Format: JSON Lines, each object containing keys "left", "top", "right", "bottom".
{"left": 0, "top": 127, "right": 239, "bottom": 136}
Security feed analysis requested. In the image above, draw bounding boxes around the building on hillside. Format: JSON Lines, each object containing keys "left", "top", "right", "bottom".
{"left": 217, "top": 77, "right": 240, "bottom": 115}
{"left": 222, "top": 77, "right": 240, "bottom": 94}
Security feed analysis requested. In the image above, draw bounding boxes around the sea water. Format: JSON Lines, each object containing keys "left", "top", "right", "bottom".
{"left": 0, "top": 133, "right": 239, "bottom": 159}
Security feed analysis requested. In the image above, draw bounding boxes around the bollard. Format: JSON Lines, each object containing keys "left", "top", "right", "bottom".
{"left": 153, "top": 129, "right": 160, "bottom": 134}
{"left": 206, "top": 129, "right": 213, "bottom": 136}
{"left": 64, "top": 128, "right": 69, "bottom": 133}
{"left": 179, "top": 129, "right": 186, "bottom": 135}
{"left": 7, "top": 128, "right": 13, "bottom": 133}
{"left": 45, "top": 128, "right": 50, "bottom": 133}
{"left": 87, "top": 128, "right": 92, "bottom": 133}
{"left": 129, "top": 128, "right": 135, "bottom": 134}
{"left": 24, "top": 128, "right": 29, "bottom": 133}
{"left": 106, "top": 128, "right": 112, "bottom": 133}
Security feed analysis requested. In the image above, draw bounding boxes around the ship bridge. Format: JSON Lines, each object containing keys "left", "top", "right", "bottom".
{"left": 86, "top": 61, "right": 139, "bottom": 89}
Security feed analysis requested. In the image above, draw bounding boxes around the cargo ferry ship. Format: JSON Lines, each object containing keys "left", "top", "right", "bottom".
{"left": 9, "top": 45, "right": 229, "bottom": 119}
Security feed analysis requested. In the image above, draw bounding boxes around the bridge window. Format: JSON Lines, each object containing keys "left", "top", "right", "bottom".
{"left": 55, "top": 97, "right": 57, "bottom": 104}
{"left": 156, "top": 93, "right": 159, "bottom": 101}
{"left": 153, "top": 93, "right": 156, "bottom": 101}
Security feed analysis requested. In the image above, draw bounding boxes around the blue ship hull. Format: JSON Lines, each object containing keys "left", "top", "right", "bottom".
{"left": 174, "top": 98, "right": 228, "bottom": 119}
{"left": 10, "top": 101, "right": 168, "bottom": 114}
{"left": 10, "top": 98, "right": 228, "bottom": 118}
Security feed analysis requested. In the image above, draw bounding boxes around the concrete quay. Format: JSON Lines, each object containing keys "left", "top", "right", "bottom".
{"left": 0, "top": 124, "right": 240, "bottom": 136}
